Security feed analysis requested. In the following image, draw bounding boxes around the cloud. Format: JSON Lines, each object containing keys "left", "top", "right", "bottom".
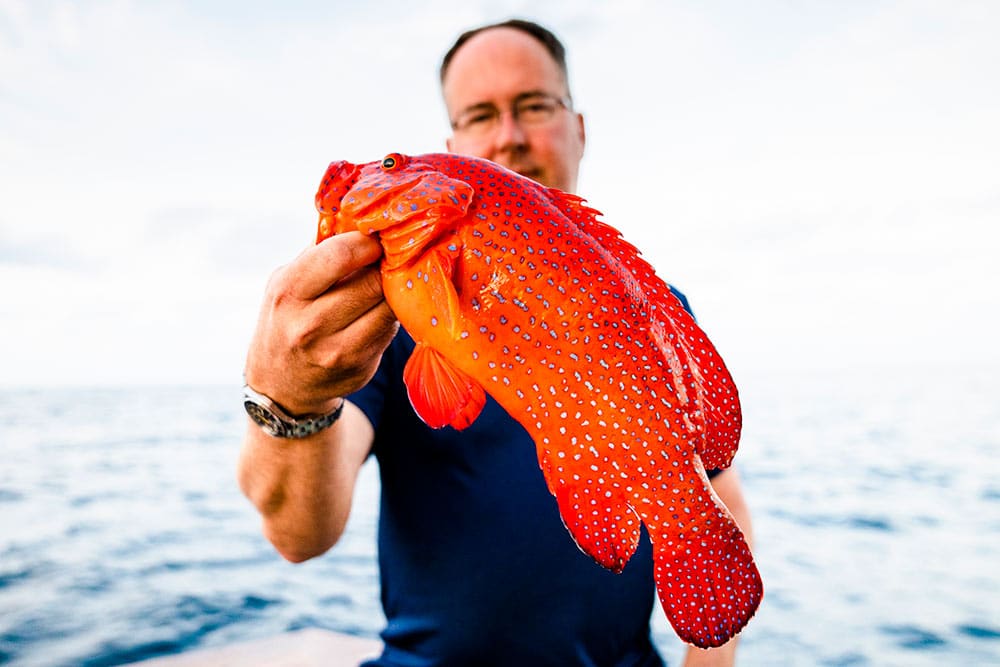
{"left": 1, "top": 1, "right": 998, "bottom": 385}
{"left": 0, "top": 232, "right": 95, "bottom": 270}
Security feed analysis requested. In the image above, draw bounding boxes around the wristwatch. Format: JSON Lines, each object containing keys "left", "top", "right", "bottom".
{"left": 242, "top": 384, "right": 344, "bottom": 439}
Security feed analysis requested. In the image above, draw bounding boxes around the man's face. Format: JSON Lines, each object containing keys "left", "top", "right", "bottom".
{"left": 443, "top": 27, "right": 586, "bottom": 194}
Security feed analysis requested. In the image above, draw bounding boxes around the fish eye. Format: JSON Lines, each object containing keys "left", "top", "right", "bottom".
{"left": 381, "top": 153, "right": 404, "bottom": 170}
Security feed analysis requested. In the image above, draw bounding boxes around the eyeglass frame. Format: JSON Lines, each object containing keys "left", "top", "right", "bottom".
{"left": 449, "top": 91, "right": 573, "bottom": 135}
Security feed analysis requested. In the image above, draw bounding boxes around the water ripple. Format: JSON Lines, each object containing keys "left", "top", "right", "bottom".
{"left": 79, "top": 639, "right": 186, "bottom": 667}
{"left": 957, "top": 623, "right": 1000, "bottom": 641}
{"left": 3, "top": 376, "right": 998, "bottom": 666}
{"left": 769, "top": 509, "right": 896, "bottom": 532}
{"left": 71, "top": 593, "right": 283, "bottom": 666}
{"left": 879, "top": 624, "right": 949, "bottom": 650}
{"left": 0, "top": 488, "right": 25, "bottom": 503}
{"left": 820, "top": 652, "right": 869, "bottom": 666}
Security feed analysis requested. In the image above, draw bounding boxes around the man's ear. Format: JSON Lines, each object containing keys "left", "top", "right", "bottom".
{"left": 576, "top": 112, "right": 586, "bottom": 156}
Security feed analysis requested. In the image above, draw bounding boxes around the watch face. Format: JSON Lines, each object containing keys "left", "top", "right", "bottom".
{"left": 244, "top": 400, "right": 285, "bottom": 437}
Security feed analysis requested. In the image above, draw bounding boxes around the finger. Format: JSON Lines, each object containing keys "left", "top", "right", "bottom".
{"left": 303, "top": 263, "right": 387, "bottom": 335}
{"left": 288, "top": 231, "right": 383, "bottom": 299}
{"left": 313, "top": 300, "right": 400, "bottom": 396}
{"left": 346, "top": 300, "right": 400, "bottom": 377}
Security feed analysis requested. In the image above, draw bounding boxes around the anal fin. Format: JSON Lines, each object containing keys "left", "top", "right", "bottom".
{"left": 552, "top": 482, "right": 642, "bottom": 573}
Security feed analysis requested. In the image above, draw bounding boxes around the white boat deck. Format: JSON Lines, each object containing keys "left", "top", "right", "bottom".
{"left": 127, "top": 628, "right": 382, "bottom": 667}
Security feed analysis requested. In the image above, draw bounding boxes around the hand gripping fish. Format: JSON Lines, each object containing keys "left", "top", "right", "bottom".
{"left": 315, "top": 152, "right": 762, "bottom": 647}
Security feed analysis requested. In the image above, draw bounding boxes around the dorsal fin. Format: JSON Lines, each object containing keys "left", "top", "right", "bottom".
{"left": 546, "top": 189, "right": 664, "bottom": 293}
{"left": 547, "top": 187, "right": 741, "bottom": 469}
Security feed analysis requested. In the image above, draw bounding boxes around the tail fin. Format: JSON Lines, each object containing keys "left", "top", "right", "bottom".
{"left": 644, "top": 489, "right": 762, "bottom": 647}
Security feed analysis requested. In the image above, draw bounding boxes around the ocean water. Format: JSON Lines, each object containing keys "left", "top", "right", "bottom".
{"left": 1, "top": 366, "right": 998, "bottom": 666}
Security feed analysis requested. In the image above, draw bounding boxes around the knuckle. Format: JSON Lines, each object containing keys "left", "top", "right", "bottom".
{"left": 264, "top": 265, "right": 295, "bottom": 305}
{"left": 320, "top": 320, "right": 397, "bottom": 387}
{"left": 321, "top": 232, "right": 382, "bottom": 273}
{"left": 286, "top": 311, "right": 324, "bottom": 351}
{"left": 375, "top": 305, "right": 400, "bottom": 333}
{"left": 321, "top": 238, "right": 352, "bottom": 268}
{"left": 321, "top": 232, "right": 371, "bottom": 274}
{"left": 359, "top": 267, "right": 386, "bottom": 301}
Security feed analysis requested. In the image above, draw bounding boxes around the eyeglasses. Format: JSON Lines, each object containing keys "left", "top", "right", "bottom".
{"left": 450, "top": 93, "right": 571, "bottom": 136}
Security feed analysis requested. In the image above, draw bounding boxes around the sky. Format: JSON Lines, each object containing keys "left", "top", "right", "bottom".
{"left": 1, "top": 0, "right": 998, "bottom": 387}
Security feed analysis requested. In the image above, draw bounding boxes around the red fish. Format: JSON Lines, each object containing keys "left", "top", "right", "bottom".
{"left": 315, "top": 152, "right": 762, "bottom": 647}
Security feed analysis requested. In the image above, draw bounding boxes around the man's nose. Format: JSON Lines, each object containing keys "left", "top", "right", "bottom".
{"left": 493, "top": 108, "right": 528, "bottom": 150}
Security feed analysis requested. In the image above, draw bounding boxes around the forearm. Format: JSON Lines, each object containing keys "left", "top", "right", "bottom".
{"left": 679, "top": 467, "right": 753, "bottom": 666}
{"left": 238, "top": 403, "right": 373, "bottom": 562}
{"left": 682, "top": 640, "right": 737, "bottom": 667}
{"left": 712, "top": 467, "right": 753, "bottom": 550}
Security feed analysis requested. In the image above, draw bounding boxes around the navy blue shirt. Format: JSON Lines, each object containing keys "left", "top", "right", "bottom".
{"left": 352, "top": 287, "right": 704, "bottom": 667}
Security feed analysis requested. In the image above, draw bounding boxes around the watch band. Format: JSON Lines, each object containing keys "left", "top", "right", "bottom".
{"left": 242, "top": 384, "right": 345, "bottom": 439}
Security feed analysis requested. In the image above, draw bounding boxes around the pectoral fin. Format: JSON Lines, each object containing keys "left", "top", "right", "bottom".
{"left": 402, "top": 343, "right": 486, "bottom": 430}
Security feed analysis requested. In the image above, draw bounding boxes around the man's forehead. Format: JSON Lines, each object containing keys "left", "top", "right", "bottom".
{"left": 442, "top": 27, "right": 567, "bottom": 107}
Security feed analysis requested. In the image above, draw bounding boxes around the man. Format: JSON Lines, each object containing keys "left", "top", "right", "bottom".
{"left": 239, "top": 19, "right": 753, "bottom": 666}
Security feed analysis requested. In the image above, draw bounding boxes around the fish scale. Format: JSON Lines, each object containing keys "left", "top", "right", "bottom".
{"left": 315, "top": 152, "right": 761, "bottom": 648}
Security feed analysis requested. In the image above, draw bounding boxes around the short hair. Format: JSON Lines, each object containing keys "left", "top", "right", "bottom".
{"left": 439, "top": 19, "right": 570, "bottom": 91}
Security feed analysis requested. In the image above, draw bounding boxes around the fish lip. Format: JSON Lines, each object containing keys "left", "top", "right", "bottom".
{"left": 316, "top": 161, "right": 361, "bottom": 205}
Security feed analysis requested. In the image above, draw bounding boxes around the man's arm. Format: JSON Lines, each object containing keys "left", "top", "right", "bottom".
{"left": 682, "top": 467, "right": 754, "bottom": 667}
{"left": 237, "top": 232, "right": 398, "bottom": 562}
{"left": 238, "top": 405, "right": 374, "bottom": 562}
